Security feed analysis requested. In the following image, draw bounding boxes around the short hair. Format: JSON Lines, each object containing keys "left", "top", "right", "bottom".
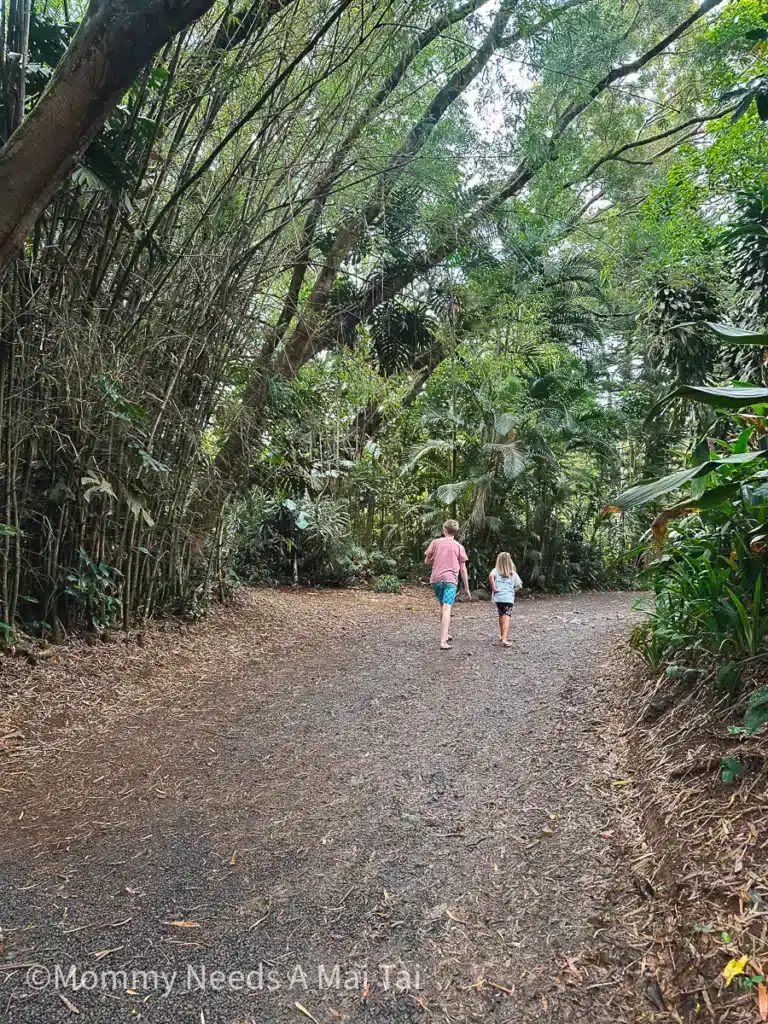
{"left": 443, "top": 519, "right": 459, "bottom": 536}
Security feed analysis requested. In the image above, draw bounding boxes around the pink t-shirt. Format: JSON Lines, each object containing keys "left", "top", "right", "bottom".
{"left": 425, "top": 536, "right": 468, "bottom": 584}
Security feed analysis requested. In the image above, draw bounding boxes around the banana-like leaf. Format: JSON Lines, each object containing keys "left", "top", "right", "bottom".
{"left": 650, "top": 483, "right": 741, "bottom": 548}
{"left": 671, "top": 481, "right": 741, "bottom": 512}
{"left": 604, "top": 466, "right": 708, "bottom": 513}
{"left": 675, "top": 321, "right": 768, "bottom": 344}
{"left": 605, "top": 451, "right": 768, "bottom": 513}
{"left": 649, "top": 385, "right": 768, "bottom": 418}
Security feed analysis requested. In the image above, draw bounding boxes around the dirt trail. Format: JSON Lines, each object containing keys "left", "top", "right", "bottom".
{"left": 0, "top": 588, "right": 637, "bottom": 1023}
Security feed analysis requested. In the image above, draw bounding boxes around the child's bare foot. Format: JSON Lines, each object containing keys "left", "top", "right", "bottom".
{"left": 440, "top": 642, "right": 452, "bottom": 650}
{"left": 501, "top": 639, "right": 512, "bottom": 647}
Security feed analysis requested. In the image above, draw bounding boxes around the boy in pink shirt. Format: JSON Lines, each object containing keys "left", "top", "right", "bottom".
{"left": 424, "top": 519, "right": 471, "bottom": 649}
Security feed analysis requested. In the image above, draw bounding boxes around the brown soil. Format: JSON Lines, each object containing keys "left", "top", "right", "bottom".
{"left": 0, "top": 587, "right": 640, "bottom": 1023}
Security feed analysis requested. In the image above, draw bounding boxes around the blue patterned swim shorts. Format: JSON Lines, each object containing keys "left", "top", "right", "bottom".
{"left": 432, "top": 582, "right": 457, "bottom": 605}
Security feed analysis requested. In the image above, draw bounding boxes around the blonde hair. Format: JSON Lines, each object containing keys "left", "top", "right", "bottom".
{"left": 495, "top": 551, "right": 516, "bottom": 576}
{"left": 443, "top": 519, "right": 459, "bottom": 536}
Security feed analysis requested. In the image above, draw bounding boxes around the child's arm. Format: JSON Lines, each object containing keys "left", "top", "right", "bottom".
{"left": 460, "top": 562, "right": 470, "bottom": 596}
{"left": 424, "top": 540, "right": 435, "bottom": 565}
{"left": 489, "top": 571, "right": 498, "bottom": 594}
{"left": 514, "top": 572, "right": 523, "bottom": 591}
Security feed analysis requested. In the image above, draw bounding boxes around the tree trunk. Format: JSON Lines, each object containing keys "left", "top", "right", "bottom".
{"left": 0, "top": 0, "right": 218, "bottom": 276}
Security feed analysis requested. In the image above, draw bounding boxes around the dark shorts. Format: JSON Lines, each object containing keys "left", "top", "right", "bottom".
{"left": 495, "top": 602, "right": 514, "bottom": 618}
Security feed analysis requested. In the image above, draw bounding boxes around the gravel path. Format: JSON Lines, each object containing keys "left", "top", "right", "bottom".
{"left": 0, "top": 588, "right": 637, "bottom": 1023}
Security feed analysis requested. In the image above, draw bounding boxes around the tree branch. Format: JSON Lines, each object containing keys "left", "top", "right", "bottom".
{"left": 570, "top": 104, "right": 736, "bottom": 186}
{"left": 0, "top": 0, "right": 223, "bottom": 276}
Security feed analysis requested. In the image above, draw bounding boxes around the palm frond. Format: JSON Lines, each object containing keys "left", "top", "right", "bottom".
{"left": 469, "top": 477, "right": 490, "bottom": 533}
{"left": 403, "top": 438, "right": 452, "bottom": 473}
{"left": 494, "top": 411, "right": 520, "bottom": 435}
{"left": 484, "top": 441, "right": 527, "bottom": 479}
{"left": 436, "top": 478, "right": 473, "bottom": 504}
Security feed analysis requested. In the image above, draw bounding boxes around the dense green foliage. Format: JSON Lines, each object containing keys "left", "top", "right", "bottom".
{"left": 0, "top": 0, "right": 767, "bottom": 652}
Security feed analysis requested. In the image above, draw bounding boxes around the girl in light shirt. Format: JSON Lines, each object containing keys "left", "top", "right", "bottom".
{"left": 489, "top": 552, "right": 523, "bottom": 647}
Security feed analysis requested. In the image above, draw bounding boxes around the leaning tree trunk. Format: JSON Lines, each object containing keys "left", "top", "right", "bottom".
{"left": 0, "top": 0, "right": 218, "bottom": 276}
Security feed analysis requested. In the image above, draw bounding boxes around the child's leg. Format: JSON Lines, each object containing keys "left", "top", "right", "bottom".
{"left": 497, "top": 608, "right": 503, "bottom": 640}
{"left": 440, "top": 602, "right": 452, "bottom": 648}
{"left": 500, "top": 610, "right": 511, "bottom": 645}
{"left": 433, "top": 585, "right": 444, "bottom": 634}
{"left": 438, "top": 604, "right": 452, "bottom": 641}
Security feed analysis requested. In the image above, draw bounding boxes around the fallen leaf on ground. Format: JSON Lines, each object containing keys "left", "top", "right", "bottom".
{"left": 487, "top": 981, "right": 514, "bottom": 995}
{"left": 294, "top": 1003, "right": 320, "bottom": 1023}
{"left": 58, "top": 993, "right": 80, "bottom": 1013}
{"left": 646, "top": 980, "right": 666, "bottom": 1012}
{"left": 163, "top": 920, "right": 201, "bottom": 928}
{"left": 445, "top": 908, "right": 468, "bottom": 923}
{"left": 757, "top": 982, "right": 768, "bottom": 1020}
{"left": 91, "top": 946, "right": 123, "bottom": 959}
{"left": 724, "top": 955, "right": 749, "bottom": 986}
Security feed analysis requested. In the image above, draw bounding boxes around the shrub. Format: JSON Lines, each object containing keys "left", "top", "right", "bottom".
{"left": 639, "top": 514, "right": 767, "bottom": 676}
{"left": 229, "top": 489, "right": 353, "bottom": 584}
{"left": 367, "top": 551, "right": 398, "bottom": 577}
{"left": 374, "top": 574, "right": 402, "bottom": 594}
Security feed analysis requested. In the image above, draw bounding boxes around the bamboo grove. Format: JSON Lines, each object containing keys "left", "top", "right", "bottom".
{"left": 0, "top": 0, "right": 765, "bottom": 633}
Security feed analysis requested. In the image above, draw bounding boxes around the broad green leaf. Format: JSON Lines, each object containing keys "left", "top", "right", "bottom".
{"left": 650, "top": 385, "right": 768, "bottom": 417}
{"left": 745, "top": 687, "right": 768, "bottom": 735}
{"left": 690, "top": 437, "right": 711, "bottom": 498}
{"left": 723, "top": 223, "right": 768, "bottom": 241}
{"left": 674, "top": 482, "right": 741, "bottom": 512}
{"left": 649, "top": 483, "right": 740, "bottom": 548}
{"left": 607, "top": 453, "right": 768, "bottom": 512}
{"left": 697, "top": 323, "right": 768, "bottom": 344}
{"left": 717, "top": 661, "right": 742, "bottom": 696}
{"left": 666, "top": 665, "right": 686, "bottom": 678}
{"left": 720, "top": 757, "right": 743, "bottom": 784}
{"left": 691, "top": 436, "right": 711, "bottom": 465}
{"left": 605, "top": 465, "right": 717, "bottom": 513}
